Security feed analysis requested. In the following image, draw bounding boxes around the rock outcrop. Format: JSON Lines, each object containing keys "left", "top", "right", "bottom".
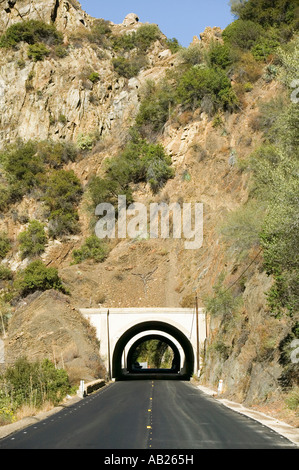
{"left": 0, "top": 0, "right": 91, "bottom": 34}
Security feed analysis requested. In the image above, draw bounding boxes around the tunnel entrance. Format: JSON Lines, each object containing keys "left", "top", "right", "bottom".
{"left": 112, "top": 321, "right": 194, "bottom": 380}
{"left": 127, "top": 334, "right": 181, "bottom": 373}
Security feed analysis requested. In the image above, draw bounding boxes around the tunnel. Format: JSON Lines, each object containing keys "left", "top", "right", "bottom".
{"left": 112, "top": 321, "right": 195, "bottom": 380}
{"left": 126, "top": 334, "right": 181, "bottom": 373}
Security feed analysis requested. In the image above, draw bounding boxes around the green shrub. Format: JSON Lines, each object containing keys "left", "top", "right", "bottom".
{"left": 135, "top": 80, "right": 176, "bottom": 137}
{"left": 0, "top": 20, "right": 63, "bottom": 48}
{"left": 76, "top": 133, "right": 95, "bottom": 150}
{"left": 112, "top": 55, "right": 148, "bottom": 78}
{"left": 220, "top": 201, "right": 265, "bottom": 256}
{"left": 0, "top": 232, "right": 11, "bottom": 259}
{"left": 222, "top": 19, "right": 265, "bottom": 50}
{"left": 18, "top": 220, "right": 47, "bottom": 259}
{"left": 87, "top": 18, "right": 112, "bottom": 45}
{"left": 164, "top": 37, "right": 181, "bottom": 54}
{"left": 205, "top": 42, "right": 234, "bottom": 69}
{"left": 176, "top": 65, "right": 238, "bottom": 112}
{"left": 43, "top": 170, "right": 82, "bottom": 238}
{"left": 88, "top": 71, "right": 100, "bottom": 83}
{"left": 236, "top": 0, "right": 298, "bottom": 29}
{"left": 112, "top": 24, "right": 161, "bottom": 53}
{"left": 134, "top": 24, "right": 161, "bottom": 51}
{"left": 204, "top": 273, "right": 243, "bottom": 320}
{"left": 27, "top": 42, "right": 50, "bottom": 61}
{"left": 179, "top": 43, "right": 203, "bottom": 66}
{"left": 36, "top": 140, "right": 78, "bottom": 168}
{"left": 0, "top": 140, "right": 45, "bottom": 202}
{"left": 89, "top": 130, "right": 174, "bottom": 209}
{"left": 72, "top": 235, "right": 109, "bottom": 264}
{"left": 2, "top": 357, "right": 70, "bottom": 410}
{"left": 0, "top": 265, "right": 13, "bottom": 281}
{"left": 15, "top": 260, "right": 67, "bottom": 297}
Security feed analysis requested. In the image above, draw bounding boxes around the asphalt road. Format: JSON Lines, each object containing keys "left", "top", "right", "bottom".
{"left": 0, "top": 380, "right": 296, "bottom": 449}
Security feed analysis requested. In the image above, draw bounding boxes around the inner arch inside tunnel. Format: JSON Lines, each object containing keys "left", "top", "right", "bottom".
{"left": 126, "top": 334, "right": 181, "bottom": 373}
{"left": 112, "top": 321, "right": 195, "bottom": 380}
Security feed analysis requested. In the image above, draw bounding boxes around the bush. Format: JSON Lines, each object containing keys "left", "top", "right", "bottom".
{"left": 15, "top": 259, "right": 67, "bottom": 297}
{"left": 205, "top": 42, "right": 233, "bottom": 69}
{"left": 88, "top": 71, "right": 100, "bottom": 83}
{"left": 236, "top": 0, "right": 298, "bottom": 29}
{"left": 0, "top": 20, "right": 63, "bottom": 48}
{"left": 135, "top": 80, "right": 176, "bottom": 137}
{"left": 112, "top": 24, "right": 161, "bottom": 53}
{"left": 43, "top": 170, "right": 83, "bottom": 238}
{"left": 112, "top": 55, "right": 148, "bottom": 78}
{"left": 176, "top": 65, "right": 238, "bottom": 112}
{"left": 179, "top": 43, "right": 203, "bottom": 66}
{"left": 27, "top": 42, "right": 50, "bottom": 61}
{"left": 0, "top": 232, "right": 11, "bottom": 259}
{"left": 164, "top": 37, "right": 181, "bottom": 54}
{"left": 87, "top": 18, "right": 112, "bottom": 45}
{"left": 72, "top": 235, "right": 109, "bottom": 264}
{"left": 0, "top": 140, "right": 45, "bottom": 202}
{"left": 0, "top": 265, "right": 13, "bottom": 281}
{"left": 1, "top": 357, "right": 70, "bottom": 410}
{"left": 18, "top": 220, "right": 47, "bottom": 259}
{"left": 204, "top": 273, "right": 243, "bottom": 320}
{"left": 88, "top": 130, "right": 174, "bottom": 209}
{"left": 222, "top": 19, "right": 265, "bottom": 50}
{"left": 36, "top": 140, "right": 78, "bottom": 168}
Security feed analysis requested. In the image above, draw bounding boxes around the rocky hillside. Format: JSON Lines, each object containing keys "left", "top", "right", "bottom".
{"left": 0, "top": 0, "right": 298, "bottom": 426}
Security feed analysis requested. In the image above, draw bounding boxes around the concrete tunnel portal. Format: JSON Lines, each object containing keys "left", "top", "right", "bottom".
{"left": 112, "top": 321, "right": 195, "bottom": 380}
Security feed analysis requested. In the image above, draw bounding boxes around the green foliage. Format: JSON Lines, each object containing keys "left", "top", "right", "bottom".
{"left": 87, "top": 18, "right": 112, "bottom": 45}
{"left": 18, "top": 220, "right": 47, "bottom": 259}
{"left": 36, "top": 140, "right": 78, "bottom": 168}
{"left": 15, "top": 260, "right": 67, "bottom": 297}
{"left": 176, "top": 65, "right": 238, "bottom": 112}
{"left": 179, "top": 43, "right": 203, "bottom": 66}
{"left": 1, "top": 357, "right": 70, "bottom": 413}
{"left": 205, "top": 41, "right": 234, "bottom": 69}
{"left": 88, "top": 71, "right": 100, "bottom": 83}
{"left": 135, "top": 79, "right": 176, "bottom": 137}
{"left": 222, "top": 19, "right": 265, "bottom": 50}
{"left": 164, "top": 37, "right": 181, "bottom": 54}
{"left": 89, "top": 130, "right": 174, "bottom": 209}
{"left": 112, "top": 24, "right": 161, "bottom": 53}
{"left": 43, "top": 170, "right": 83, "bottom": 238}
{"left": 0, "top": 140, "right": 44, "bottom": 202}
{"left": 220, "top": 201, "right": 265, "bottom": 257}
{"left": 249, "top": 98, "right": 299, "bottom": 316}
{"left": 27, "top": 42, "right": 50, "bottom": 61}
{"left": 236, "top": 0, "right": 298, "bottom": 29}
{"left": 76, "top": 133, "right": 95, "bottom": 150}
{"left": 0, "top": 265, "right": 13, "bottom": 281}
{"left": 112, "top": 55, "right": 148, "bottom": 78}
{"left": 72, "top": 235, "right": 109, "bottom": 264}
{"left": 0, "top": 232, "right": 11, "bottom": 259}
{"left": 205, "top": 273, "right": 243, "bottom": 320}
{"left": 0, "top": 20, "right": 63, "bottom": 48}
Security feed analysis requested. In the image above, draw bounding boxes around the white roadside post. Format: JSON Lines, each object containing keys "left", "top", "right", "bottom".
{"left": 78, "top": 380, "right": 85, "bottom": 398}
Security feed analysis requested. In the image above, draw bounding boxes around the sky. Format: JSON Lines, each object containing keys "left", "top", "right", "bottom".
{"left": 79, "top": 0, "right": 235, "bottom": 48}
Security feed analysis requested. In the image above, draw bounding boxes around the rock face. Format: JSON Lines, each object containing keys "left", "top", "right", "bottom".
{"left": 0, "top": 0, "right": 91, "bottom": 34}
{"left": 5, "top": 290, "right": 105, "bottom": 383}
{"left": 122, "top": 12, "right": 139, "bottom": 27}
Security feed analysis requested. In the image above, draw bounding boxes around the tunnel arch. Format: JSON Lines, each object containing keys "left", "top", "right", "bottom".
{"left": 112, "top": 321, "right": 194, "bottom": 380}
{"left": 126, "top": 334, "right": 181, "bottom": 372}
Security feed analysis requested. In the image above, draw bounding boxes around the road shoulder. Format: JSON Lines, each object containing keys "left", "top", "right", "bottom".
{"left": 195, "top": 384, "right": 299, "bottom": 447}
